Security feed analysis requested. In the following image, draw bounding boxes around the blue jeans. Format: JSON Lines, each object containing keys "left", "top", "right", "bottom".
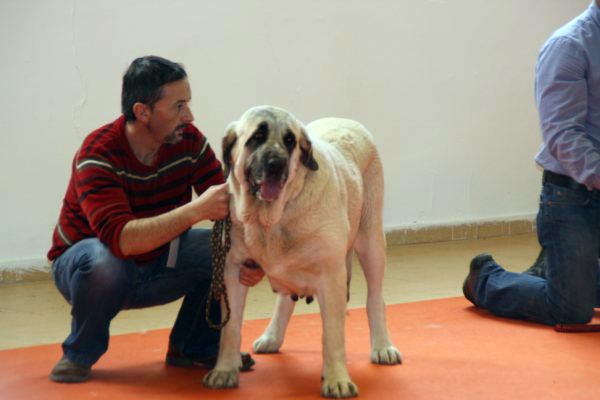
{"left": 52, "top": 229, "right": 220, "bottom": 366}
{"left": 473, "top": 180, "right": 600, "bottom": 325}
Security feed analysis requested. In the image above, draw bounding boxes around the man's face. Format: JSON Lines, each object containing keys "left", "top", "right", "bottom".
{"left": 146, "top": 78, "right": 194, "bottom": 145}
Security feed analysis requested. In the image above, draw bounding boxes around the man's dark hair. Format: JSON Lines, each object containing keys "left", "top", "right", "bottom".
{"left": 121, "top": 56, "right": 187, "bottom": 121}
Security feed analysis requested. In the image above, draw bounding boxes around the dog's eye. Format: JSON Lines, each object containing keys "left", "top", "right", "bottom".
{"left": 253, "top": 131, "right": 266, "bottom": 141}
{"left": 284, "top": 132, "right": 296, "bottom": 150}
{"left": 250, "top": 122, "right": 269, "bottom": 143}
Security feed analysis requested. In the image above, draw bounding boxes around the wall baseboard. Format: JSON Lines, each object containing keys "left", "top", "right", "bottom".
{"left": 0, "top": 216, "right": 536, "bottom": 284}
{"left": 385, "top": 217, "right": 536, "bottom": 246}
{"left": 0, "top": 264, "right": 51, "bottom": 284}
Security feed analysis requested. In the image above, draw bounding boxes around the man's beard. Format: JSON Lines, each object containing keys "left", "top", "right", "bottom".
{"left": 164, "top": 124, "right": 187, "bottom": 144}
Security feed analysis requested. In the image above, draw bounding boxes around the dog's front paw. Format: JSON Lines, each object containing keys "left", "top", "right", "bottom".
{"left": 202, "top": 368, "right": 239, "bottom": 389}
{"left": 371, "top": 345, "right": 402, "bottom": 365}
{"left": 252, "top": 334, "right": 283, "bottom": 353}
{"left": 321, "top": 378, "right": 359, "bottom": 398}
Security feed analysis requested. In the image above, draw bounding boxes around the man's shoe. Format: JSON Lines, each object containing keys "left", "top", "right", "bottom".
{"left": 49, "top": 355, "right": 91, "bottom": 383}
{"left": 522, "top": 248, "right": 546, "bottom": 279}
{"left": 165, "top": 345, "right": 255, "bottom": 372}
{"left": 463, "top": 253, "right": 493, "bottom": 307}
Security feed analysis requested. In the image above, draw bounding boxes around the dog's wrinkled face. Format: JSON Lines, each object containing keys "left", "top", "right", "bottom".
{"left": 223, "top": 106, "right": 318, "bottom": 202}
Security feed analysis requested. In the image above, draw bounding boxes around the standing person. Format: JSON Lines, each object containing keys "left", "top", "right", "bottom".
{"left": 463, "top": 1, "right": 600, "bottom": 326}
{"left": 48, "top": 55, "right": 264, "bottom": 383}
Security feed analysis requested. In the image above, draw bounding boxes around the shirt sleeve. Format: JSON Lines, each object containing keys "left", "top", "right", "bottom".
{"left": 535, "top": 35, "right": 600, "bottom": 188}
{"left": 74, "top": 155, "right": 135, "bottom": 259}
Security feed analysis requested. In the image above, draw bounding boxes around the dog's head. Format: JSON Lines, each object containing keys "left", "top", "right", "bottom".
{"left": 223, "top": 106, "right": 318, "bottom": 203}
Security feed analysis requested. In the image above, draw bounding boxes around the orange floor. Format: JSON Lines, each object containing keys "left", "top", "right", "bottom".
{"left": 1, "top": 297, "right": 599, "bottom": 400}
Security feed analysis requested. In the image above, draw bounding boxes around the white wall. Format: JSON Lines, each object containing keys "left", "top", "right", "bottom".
{"left": 0, "top": 0, "right": 590, "bottom": 269}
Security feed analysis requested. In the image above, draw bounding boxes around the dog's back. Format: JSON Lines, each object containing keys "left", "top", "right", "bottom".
{"left": 306, "top": 118, "right": 384, "bottom": 239}
{"left": 307, "top": 117, "right": 379, "bottom": 174}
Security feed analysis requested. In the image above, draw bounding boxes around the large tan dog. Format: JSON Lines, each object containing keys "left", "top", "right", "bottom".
{"left": 203, "top": 106, "right": 401, "bottom": 398}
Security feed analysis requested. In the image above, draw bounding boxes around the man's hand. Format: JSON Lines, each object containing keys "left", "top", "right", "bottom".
{"left": 194, "top": 182, "right": 230, "bottom": 221}
{"left": 239, "top": 264, "right": 265, "bottom": 287}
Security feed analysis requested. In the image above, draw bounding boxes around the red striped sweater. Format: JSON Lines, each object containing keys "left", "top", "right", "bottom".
{"left": 47, "top": 115, "right": 225, "bottom": 262}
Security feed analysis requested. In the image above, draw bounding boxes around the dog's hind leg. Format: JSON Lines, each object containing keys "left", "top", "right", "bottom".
{"left": 253, "top": 293, "right": 295, "bottom": 353}
{"left": 353, "top": 155, "right": 402, "bottom": 365}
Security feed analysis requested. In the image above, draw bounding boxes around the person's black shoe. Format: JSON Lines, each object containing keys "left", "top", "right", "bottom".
{"left": 49, "top": 355, "right": 91, "bottom": 383}
{"left": 165, "top": 345, "right": 255, "bottom": 372}
{"left": 463, "top": 253, "right": 493, "bottom": 307}
{"left": 522, "top": 248, "right": 546, "bottom": 279}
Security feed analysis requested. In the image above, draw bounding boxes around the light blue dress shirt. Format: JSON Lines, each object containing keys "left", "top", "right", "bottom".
{"left": 535, "top": 1, "right": 600, "bottom": 189}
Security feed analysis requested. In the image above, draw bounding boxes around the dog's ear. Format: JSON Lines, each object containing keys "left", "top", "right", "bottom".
{"left": 222, "top": 121, "right": 238, "bottom": 178}
{"left": 299, "top": 128, "right": 319, "bottom": 171}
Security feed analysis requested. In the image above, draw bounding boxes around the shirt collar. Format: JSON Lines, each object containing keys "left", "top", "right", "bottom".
{"left": 590, "top": 1, "right": 600, "bottom": 26}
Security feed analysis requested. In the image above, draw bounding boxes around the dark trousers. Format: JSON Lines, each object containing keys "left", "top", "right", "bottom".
{"left": 51, "top": 229, "right": 220, "bottom": 366}
{"left": 473, "top": 176, "right": 600, "bottom": 325}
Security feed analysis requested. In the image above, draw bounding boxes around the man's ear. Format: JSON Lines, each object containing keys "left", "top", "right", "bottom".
{"left": 299, "top": 128, "right": 319, "bottom": 171}
{"left": 222, "top": 121, "right": 238, "bottom": 178}
{"left": 133, "top": 103, "right": 151, "bottom": 123}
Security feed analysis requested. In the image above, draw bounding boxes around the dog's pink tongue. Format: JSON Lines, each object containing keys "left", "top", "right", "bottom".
{"left": 260, "top": 181, "right": 282, "bottom": 201}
